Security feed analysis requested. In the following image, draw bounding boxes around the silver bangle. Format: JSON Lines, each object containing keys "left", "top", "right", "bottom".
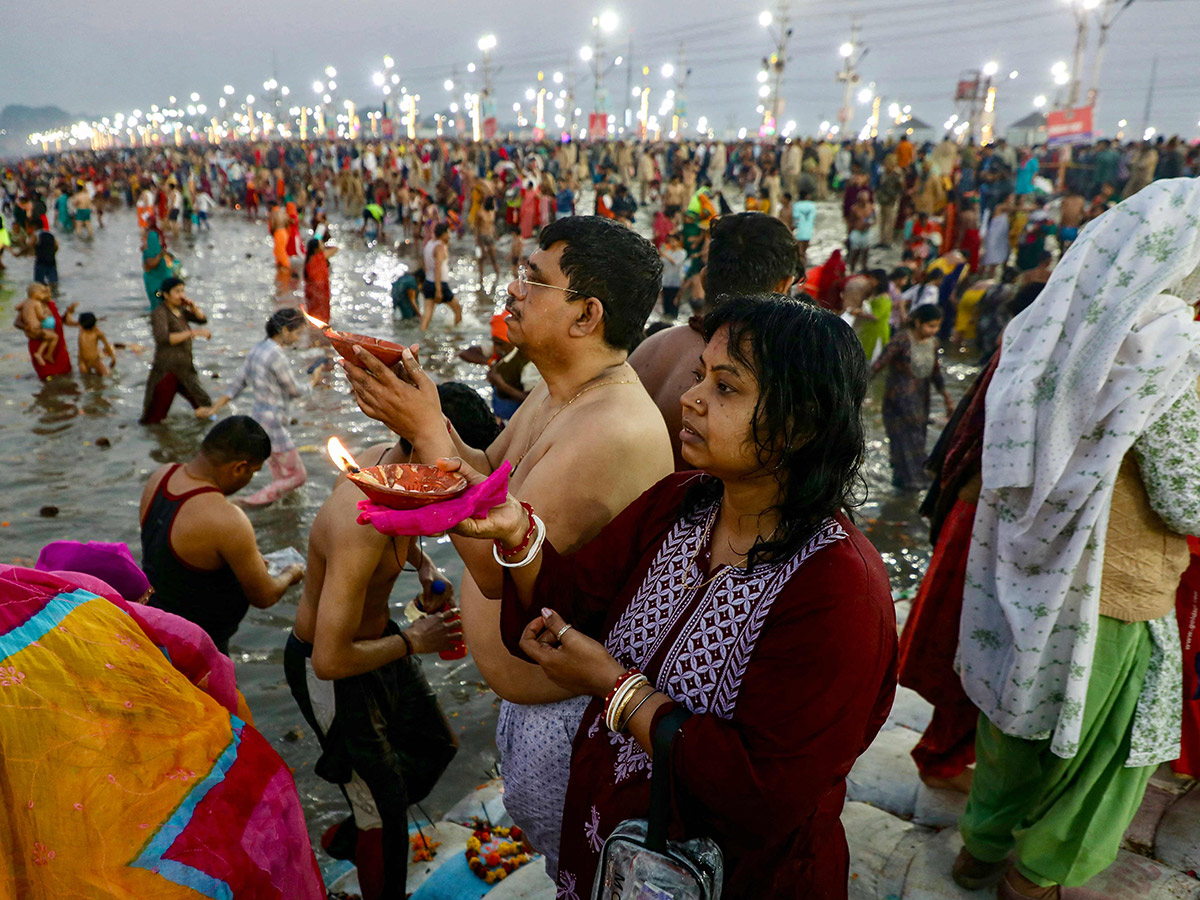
{"left": 492, "top": 514, "right": 546, "bottom": 569}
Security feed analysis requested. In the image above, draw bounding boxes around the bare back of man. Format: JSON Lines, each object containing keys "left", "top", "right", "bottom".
{"left": 628, "top": 323, "right": 706, "bottom": 472}
{"left": 458, "top": 373, "right": 673, "bottom": 696}
{"left": 294, "top": 448, "right": 401, "bottom": 644}
{"left": 630, "top": 212, "right": 801, "bottom": 472}
{"left": 1060, "top": 192, "right": 1085, "bottom": 229}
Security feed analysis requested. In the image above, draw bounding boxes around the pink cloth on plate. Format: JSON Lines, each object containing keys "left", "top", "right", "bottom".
{"left": 356, "top": 461, "right": 511, "bottom": 536}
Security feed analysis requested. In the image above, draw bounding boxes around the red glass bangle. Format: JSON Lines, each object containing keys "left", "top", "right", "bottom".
{"left": 604, "top": 668, "right": 643, "bottom": 709}
{"left": 496, "top": 501, "right": 536, "bottom": 558}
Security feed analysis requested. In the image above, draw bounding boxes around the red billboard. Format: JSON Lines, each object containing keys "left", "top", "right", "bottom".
{"left": 588, "top": 113, "right": 608, "bottom": 140}
{"left": 1045, "top": 106, "right": 1094, "bottom": 147}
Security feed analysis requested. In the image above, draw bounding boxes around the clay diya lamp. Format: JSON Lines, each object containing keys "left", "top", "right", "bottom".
{"left": 304, "top": 310, "right": 407, "bottom": 368}
{"left": 326, "top": 437, "right": 468, "bottom": 510}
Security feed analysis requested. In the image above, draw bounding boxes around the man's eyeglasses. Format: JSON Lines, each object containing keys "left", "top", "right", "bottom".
{"left": 515, "top": 265, "right": 583, "bottom": 299}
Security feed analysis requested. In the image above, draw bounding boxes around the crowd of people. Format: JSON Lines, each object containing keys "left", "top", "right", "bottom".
{"left": 2, "top": 128, "right": 1199, "bottom": 900}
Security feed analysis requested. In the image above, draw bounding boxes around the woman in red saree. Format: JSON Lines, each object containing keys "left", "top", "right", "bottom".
{"left": 18, "top": 284, "right": 74, "bottom": 379}
{"left": 449, "top": 295, "right": 897, "bottom": 899}
{"left": 303, "top": 237, "right": 338, "bottom": 324}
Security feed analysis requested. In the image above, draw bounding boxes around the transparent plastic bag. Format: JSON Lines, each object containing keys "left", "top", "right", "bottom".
{"left": 263, "top": 546, "right": 305, "bottom": 576}
{"left": 592, "top": 818, "right": 723, "bottom": 900}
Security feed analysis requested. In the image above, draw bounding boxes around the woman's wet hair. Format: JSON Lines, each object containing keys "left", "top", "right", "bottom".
{"left": 685, "top": 293, "right": 868, "bottom": 569}
{"left": 305, "top": 237, "right": 321, "bottom": 262}
{"left": 908, "top": 304, "right": 944, "bottom": 327}
{"left": 266, "top": 307, "right": 305, "bottom": 338}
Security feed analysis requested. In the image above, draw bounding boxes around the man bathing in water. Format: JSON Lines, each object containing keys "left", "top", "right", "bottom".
{"left": 139, "top": 416, "right": 305, "bottom": 654}
{"left": 73, "top": 183, "right": 94, "bottom": 237}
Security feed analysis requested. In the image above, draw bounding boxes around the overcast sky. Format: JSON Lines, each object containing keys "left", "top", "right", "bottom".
{"left": 7, "top": 0, "right": 1199, "bottom": 141}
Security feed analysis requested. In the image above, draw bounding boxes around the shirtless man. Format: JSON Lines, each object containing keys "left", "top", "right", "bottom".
{"left": 139, "top": 416, "right": 304, "bottom": 654}
{"left": 474, "top": 196, "right": 501, "bottom": 283}
{"left": 662, "top": 174, "right": 686, "bottom": 215}
{"left": 285, "top": 434, "right": 462, "bottom": 900}
{"left": 629, "top": 212, "right": 800, "bottom": 470}
{"left": 420, "top": 223, "right": 462, "bottom": 331}
{"left": 1058, "top": 188, "right": 1086, "bottom": 254}
{"left": 342, "top": 215, "right": 673, "bottom": 875}
{"left": 72, "top": 184, "right": 94, "bottom": 238}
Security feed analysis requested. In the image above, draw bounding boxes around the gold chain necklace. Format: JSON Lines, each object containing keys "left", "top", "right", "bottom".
{"left": 681, "top": 504, "right": 737, "bottom": 592}
{"left": 680, "top": 503, "right": 779, "bottom": 593}
{"left": 512, "top": 371, "right": 640, "bottom": 470}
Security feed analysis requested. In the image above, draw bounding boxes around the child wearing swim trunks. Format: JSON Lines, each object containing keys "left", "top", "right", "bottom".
{"left": 16, "top": 295, "right": 60, "bottom": 367}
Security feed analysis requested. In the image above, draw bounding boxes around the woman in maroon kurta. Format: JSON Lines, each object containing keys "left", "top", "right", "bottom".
{"left": 450, "top": 295, "right": 897, "bottom": 899}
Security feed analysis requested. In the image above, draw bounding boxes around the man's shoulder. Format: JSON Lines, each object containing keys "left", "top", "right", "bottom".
{"left": 173, "top": 489, "right": 253, "bottom": 553}
{"left": 186, "top": 487, "right": 248, "bottom": 523}
{"left": 143, "top": 463, "right": 173, "bottom": 495}
{"left": 630, "top": 323, "right": 704, "bottom": 366}
{"left": 312, "top": 449, "right": 393, "bottom": 547}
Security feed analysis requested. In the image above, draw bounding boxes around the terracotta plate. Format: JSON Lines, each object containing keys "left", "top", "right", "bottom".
{"left": 325, "top": 330, "right": 406, "bottom": 368}
{"left": 347, "top": 463, "right": 468, "bottom": 510}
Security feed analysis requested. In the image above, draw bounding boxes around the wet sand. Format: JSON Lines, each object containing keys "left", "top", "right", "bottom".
{"left": 0, "top": 195, "right": 978, "bottom": 868}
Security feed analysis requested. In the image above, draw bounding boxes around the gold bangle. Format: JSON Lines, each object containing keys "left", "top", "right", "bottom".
{"left": 619, "top": 685, "right": 655, "bottom": 732}
{"left": 608, "top": 675, "right": 648, "bottom": 732}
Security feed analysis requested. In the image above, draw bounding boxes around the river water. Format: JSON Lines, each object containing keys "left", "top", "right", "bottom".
{"left": 0, "top": 196, "right": 977, "bottom": 867}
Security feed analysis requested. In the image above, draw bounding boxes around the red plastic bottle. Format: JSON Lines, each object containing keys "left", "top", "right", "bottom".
{"left": 434, "top": 580, "right": 467, "bottom": 660}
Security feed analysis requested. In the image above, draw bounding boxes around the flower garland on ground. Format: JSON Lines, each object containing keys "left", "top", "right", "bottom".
{"left": 464, "top": 818, "right": 536, "bottom": 884}
{"left": 410, "top": 833, "right": 440, "bottom": 863}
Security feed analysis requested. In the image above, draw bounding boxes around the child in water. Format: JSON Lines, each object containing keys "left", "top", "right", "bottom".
{"left": 76, "top": 312, "right": 117, "bottom": 375}
{"left": 17, "top": 292, "right": 61, "bottom": 366}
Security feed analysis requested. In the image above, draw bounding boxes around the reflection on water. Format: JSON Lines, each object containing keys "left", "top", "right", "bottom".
{"left": 0, "top": 194, "right": 975, "bottom": 864}
{"left": 29, "top": 377, "right": 83, "bottom": 431}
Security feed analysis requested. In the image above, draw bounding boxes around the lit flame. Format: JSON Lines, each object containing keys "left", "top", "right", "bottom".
{"left": 326, "top": 436, "right": 360, "bottom": 473}
{"left": 303, "top": 309, "right": 330, "bottom": 330}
